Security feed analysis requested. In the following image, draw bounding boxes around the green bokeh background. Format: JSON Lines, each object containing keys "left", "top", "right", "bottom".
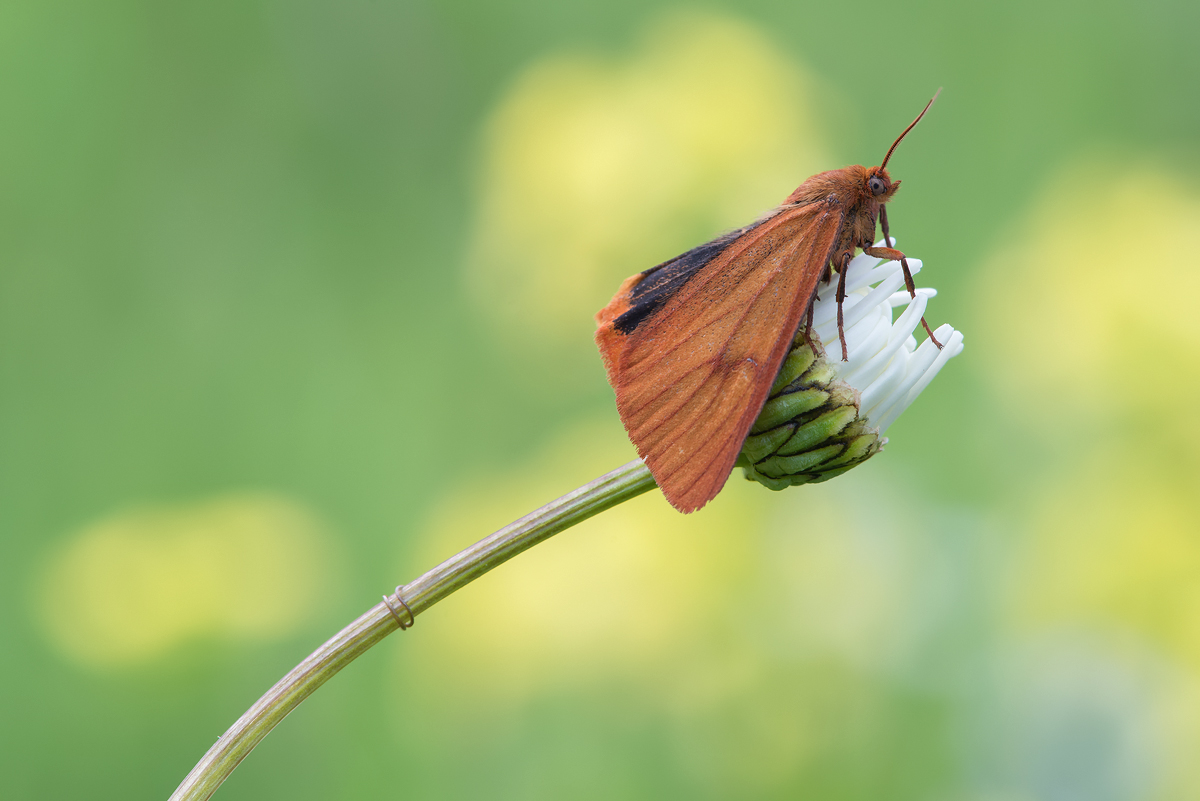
{"left": 4, "top": 1, "right": 1200, "bottom": 799}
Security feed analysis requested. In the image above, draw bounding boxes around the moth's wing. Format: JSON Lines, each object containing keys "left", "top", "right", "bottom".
{"left": 595, "top": 202, "right": 842, "bottom": 513}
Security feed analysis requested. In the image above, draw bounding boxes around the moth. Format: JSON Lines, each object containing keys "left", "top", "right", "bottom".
{"left": 595, "top": 93, "right": 941, "bottom": 513}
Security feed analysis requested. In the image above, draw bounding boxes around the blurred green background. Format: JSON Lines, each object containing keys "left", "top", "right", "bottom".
{"left": 3, "top": 1, "right": 1200, "bottom": 798}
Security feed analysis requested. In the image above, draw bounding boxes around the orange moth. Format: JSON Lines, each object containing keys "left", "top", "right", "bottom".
{"left": 595, "top": 93, "right": 942, "bottom": 513}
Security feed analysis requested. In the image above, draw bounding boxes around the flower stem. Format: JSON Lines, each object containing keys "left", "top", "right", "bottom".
{"left": 169, "top": 458, "right": 656, "bottom": 801}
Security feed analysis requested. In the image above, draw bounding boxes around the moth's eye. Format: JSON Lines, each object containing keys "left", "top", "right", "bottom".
{"left": 868, "top": 177, "right": 886, "bottom": 196}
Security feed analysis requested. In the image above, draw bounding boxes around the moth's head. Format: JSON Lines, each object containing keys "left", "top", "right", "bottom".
{"left": 865, "top": 166, "right": 900, "bottom": 202}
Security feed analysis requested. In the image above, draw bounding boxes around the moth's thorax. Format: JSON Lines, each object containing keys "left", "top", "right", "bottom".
{"left": 783, "top": 164, "right": 899, "bottom": 257}
{"left": 784, "top": 165, "right": 896, "bottom": 206}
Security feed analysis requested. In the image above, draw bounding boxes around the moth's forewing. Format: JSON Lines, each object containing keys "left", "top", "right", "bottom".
{"left": 595, "top": 203, "right": 842, "bottom": 512}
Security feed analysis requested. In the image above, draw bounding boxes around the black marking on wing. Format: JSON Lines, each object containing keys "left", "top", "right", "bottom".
{"left": 613, "top": 220, "right": 765, "bottom": 334}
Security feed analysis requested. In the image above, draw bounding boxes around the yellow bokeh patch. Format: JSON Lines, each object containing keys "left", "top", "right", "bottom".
{"left": 977, "top": 159, "right": 1200, "bottom": 670}
{"left": 465, "top": 10, "right": 828, "bottom": 349}
{"left": 976, "top": 161, "right": 1200, "bottom": 445}
{"left": 36, "top": 493, "right": 334, "bottom": 668}
{"left": 1010, "top": 452, "right": 1200, "bottom": 668}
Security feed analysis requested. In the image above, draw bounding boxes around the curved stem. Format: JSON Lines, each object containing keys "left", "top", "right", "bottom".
{"left": 169, "top": 458, "right": 656, "bottom": 801}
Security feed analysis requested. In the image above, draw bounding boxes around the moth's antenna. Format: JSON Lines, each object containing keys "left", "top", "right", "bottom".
{"left": 880, "top": 88, "right": 941, "bottom": 170}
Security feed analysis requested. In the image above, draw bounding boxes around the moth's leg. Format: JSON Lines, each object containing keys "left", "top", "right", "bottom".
{"left": 873, "top": 205, "right": 916, "bottom": 296}
{"left": 836, "top": 251, "right": 852, "bottom": 361}
{"left": 863, "top": 245, "right": 905, "bottom": 262}
{"left": 868, "top": 205, "right": 943, "bottom": 349}
{"left": 803, "top": 299, "right": 816, "bottom": 347}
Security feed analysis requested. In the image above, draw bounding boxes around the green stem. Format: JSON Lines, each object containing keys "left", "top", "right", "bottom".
{"left": 168, "top": 458, "right": 657, "bottom": 801}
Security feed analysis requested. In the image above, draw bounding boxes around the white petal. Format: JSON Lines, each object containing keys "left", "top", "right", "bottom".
{"left": 805, "top": 245, "right": 963, "bottom": 437}
{"left": 875, "top": 326, "right": 964, "bottom": 434}
{"left": 844, "top": 292, "right": 930, "bottom": 391}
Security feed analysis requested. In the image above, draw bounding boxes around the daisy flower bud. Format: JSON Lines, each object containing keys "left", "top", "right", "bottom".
{"left": 739, "top": 243, "right": 965, "bottom": 490}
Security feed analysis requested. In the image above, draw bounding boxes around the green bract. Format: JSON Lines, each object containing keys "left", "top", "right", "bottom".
{"left": 738, "top": 335, "right": 884, "bottom": 490}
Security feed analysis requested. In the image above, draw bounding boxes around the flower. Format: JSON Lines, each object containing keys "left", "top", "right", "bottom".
{"left": 739, "top": 241, "right": 965, "bottom": 490}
